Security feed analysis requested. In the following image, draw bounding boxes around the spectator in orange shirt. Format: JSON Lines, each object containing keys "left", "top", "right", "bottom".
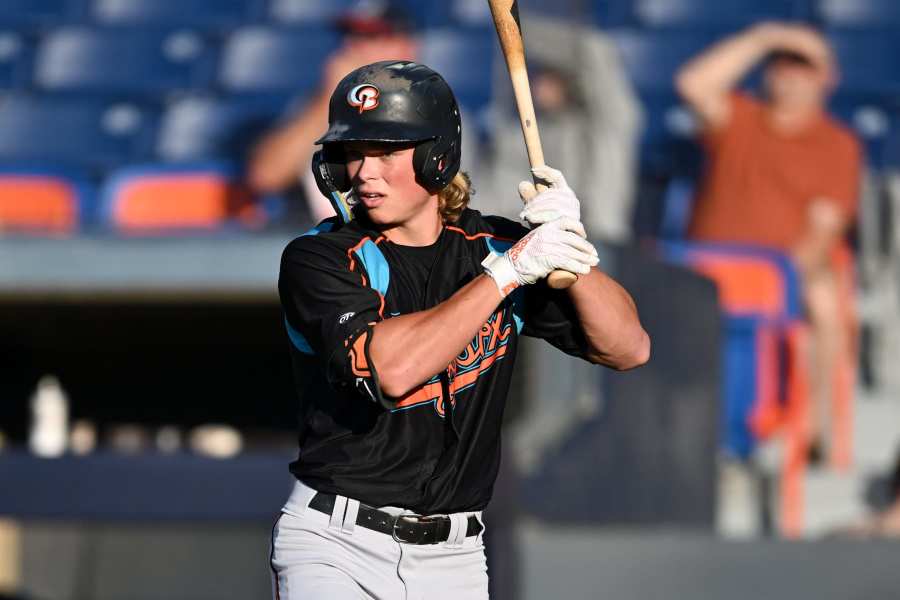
{"left": 675, "top": 23, "right": 862, "bottom": 459}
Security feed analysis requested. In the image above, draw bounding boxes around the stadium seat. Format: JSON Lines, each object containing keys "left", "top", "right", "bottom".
{"left": 0, "top": 95, "right": 156, "bottom": 172}
{"left": 0, "top": 168, "right": 92, "bottom": 233}
{"left": 586, "top": 0, "right": 636, "bottom": 27}
{"left": 34, "top": 27, "right": 215, "bottom": 97}
{"left": 155, "top": 95, "right": 288, "bottom": 163}
{"left": 828, "top": 31, "right": 900, "bottom": 95}
{"left": 420, "top": 28, "right": 495, "bottom": 114}
{"left": 91, "top": 0, "right": 263, "bottom": 30}
{"left": 661, "top": 241, "right": 810, "bottom": 537}
{"left": 0, "top": 0, "right": 81, "bottom": 30}
{"left": 816, "top": 0, "right": 900, "bottom": 28}
{"left": 267, "top": 0, "right": 356, "bottom": 26}
{"left": 882, "top": 117, "right": 900, "bottom": 170}
{"left": 100, "top": 164, "right": 265, "bottom": 233}
{"left": 402, "top": 0, "right": 493, "bottom": 28}
{"left": 638, "top": 93, "right": 704, "bottom": 175}
{"left": 609, "top": 30, "right": 716, "bottom": 96}
{"left": 219, "top": 27, "right": 340, "bottom": 96}
{"left": 658, "top": 176, "right": 696, "bottom": 239}
{"left": 829, "top": 95, "right": 894, "bottom": 168}
{"left": 629, "top": 0, "right": 806, "bottom": 29}
{"left": 0, "top": 32, "right": 32, "bottom": 90}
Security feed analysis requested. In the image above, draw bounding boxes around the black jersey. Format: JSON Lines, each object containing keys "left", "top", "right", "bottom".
{"left": 278, "top": 207, "right": 592, "bottom": 514}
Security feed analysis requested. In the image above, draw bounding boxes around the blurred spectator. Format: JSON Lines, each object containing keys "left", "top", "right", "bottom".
{"left": 836, "top": 449, "right": 900, "bottom": 538}
{"left": 481, "top": 16, "right": 642, "bottom": 243}
{"left": 675, "top": 23, "right": 862, "bottom": 459}
{"left": 247, "top": 2, "right": 417, "bottom": 225}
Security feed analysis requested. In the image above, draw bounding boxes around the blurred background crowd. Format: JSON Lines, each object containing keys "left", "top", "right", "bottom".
{"left": 2, "top": 0, "right": 900, "bottom": 599}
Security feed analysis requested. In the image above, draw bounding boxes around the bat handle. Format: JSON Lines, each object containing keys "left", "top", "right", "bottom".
{"left": 532, "top": 174, "right": 578, "bottom": 290}
{"left": 547, "top": 270, "right": 579, "bottom": 289}
{"left": 489, "top": 0, "right": 578, "bottom": 290}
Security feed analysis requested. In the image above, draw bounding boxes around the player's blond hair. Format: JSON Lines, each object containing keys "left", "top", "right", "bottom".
{"left": 438, "top": 171, "right": 472, "bottom": 224}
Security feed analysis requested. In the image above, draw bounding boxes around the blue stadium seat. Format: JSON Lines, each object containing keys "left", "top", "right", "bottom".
{"left": 495, "top": 0, "right": 630, "bottom": 28}
{"left": 639, "top": 93, "right": 704, "bottom": 175}
{"left": 629, "top": 0, "right": 806, "bottom": 29}
{"left": 91, "top": 0, "right": 262, "bottom": 30}
{"left": 0, "top": 32, "right": 32, "bottom": 90}
{"left": 609, "top": 30, "right": 715, "bottom": 96}
{"left": 0, "top": 95, "right": 157, "bottom": 172}
{"left": 267, "top": 0, "right": 356, "bottom": 26}
{"left": 420, "top": 28, "right": 495, "bottom": 114}
{"left": 0, "top": 0, "right": 81, "bottom": 30}
{"left": 829, "top": 95, "right": 894, "bottom": 167}
{"left": 34, "top": 27, "right": 215, "bottom": 97}
{"left": 883, "top": 123, "right": 900, "bottom": 171}
{"left": 268, "top": 0, "right": 491, "bottom": 30}
{"left": 828, "top": 31, "right": 900, "bottom": 95}
{"left": 155, "top": 95, "right": 288, "bottom": 162}
{"left": 403, "top": 0, "right": 493, "bottom": 28}
{"left": 219, "top": 27, "right": 340, "bottom": 96}
{"left": 816, "top": 0, "right": 900, "bottom": 28}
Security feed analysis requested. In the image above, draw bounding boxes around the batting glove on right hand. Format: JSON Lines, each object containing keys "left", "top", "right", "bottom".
{"left": 518, "top": 165, "right": 582, "bottom": 231}
{"left": 481, "top": 217, "right": 599, "bottom": 297}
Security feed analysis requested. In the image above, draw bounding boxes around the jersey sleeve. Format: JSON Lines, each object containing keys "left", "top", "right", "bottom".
{"left": 278, "top": 233, "right": 388, "bottom": 408}
{"left": 520, "top": 283, "right": 592, "bottom": 359}
{"left": 699, "top": 92, "right": 759, "bottom": 151}
{"left": 480, "top": 214, "right": 593, "bottom": 360}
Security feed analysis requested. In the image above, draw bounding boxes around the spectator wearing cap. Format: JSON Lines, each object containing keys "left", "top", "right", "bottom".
{"left": 247, "top": 3, "right": 418, "bottom": 223}
{"left": 676, "top": 23, "right": 862, "bottom": 459}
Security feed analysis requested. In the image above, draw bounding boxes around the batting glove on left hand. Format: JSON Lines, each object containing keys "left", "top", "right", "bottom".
{"left": 518, "top": 165, "right": 582, "bottom": 233}
{"left": 481, "top": 217, "right": 598, "bottom": 297}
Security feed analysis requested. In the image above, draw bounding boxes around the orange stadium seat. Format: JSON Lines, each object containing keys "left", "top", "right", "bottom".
{"left": 0, "top": 171, "right": 89, "bottom": 234}
{"left": 662, "top": 241, "right": 811, "bottom": 537}
{"left": 829, "top": 242, "right": 858, "bottom": 472}
{"left": 101, "top": 165, "right": 265, "bottom": 234}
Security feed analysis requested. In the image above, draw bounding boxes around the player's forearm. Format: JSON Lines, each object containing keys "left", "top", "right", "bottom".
{"left": 676, "top": 25, "right": 771, "bottom": 109}
{"left": 370, "top": 274, "right": 503, "bottom": 398}
{"left": 567, "top": 268, "right": 649, "bottom": 370}
{"left": 247, "top": 96, "right": 330, "bottom": 194}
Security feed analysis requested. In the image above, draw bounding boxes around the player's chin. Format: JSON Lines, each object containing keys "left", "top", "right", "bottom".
{"left": 363, "top": 206, "right": 398, "bottom": 226}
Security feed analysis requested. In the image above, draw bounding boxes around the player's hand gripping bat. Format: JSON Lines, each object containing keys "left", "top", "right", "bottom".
{"left": 487, "top": 0, "right": 578, "bottom": 289}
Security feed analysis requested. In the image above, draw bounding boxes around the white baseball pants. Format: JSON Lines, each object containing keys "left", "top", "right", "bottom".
{"left": 269, "top": 480, "right": 490, "bottom": 600}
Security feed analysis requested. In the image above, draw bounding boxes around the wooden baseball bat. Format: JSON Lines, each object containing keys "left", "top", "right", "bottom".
{"left": 487, "top": 0, "right": 578, "bottom": 289}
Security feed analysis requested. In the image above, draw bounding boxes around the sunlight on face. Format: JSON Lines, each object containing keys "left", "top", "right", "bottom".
{"left": 344, "top": 141, "right": 434, "bottom": 227}
{"left": 765, "top": 60, "right": 831, "bottom": 111}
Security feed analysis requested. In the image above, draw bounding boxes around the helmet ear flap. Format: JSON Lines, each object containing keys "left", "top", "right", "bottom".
{"left": 312, "top": 143, "right": 351, "bottom": 197}
{"left": 413, "top": 138, "right": 461, "bottom": 193}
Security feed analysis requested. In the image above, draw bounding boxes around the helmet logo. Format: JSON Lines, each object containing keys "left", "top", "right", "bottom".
{"left": 347, "top": 84, "right": 380, "bottom": 113}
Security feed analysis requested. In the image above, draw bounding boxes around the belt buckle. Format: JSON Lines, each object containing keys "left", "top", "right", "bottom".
{"left": 391, "top": 514, "right": 413, "bottom": 543}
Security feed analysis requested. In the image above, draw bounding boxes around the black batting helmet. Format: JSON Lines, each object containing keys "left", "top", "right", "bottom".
{"left": 312, "top": 60, "right": 462, "bottom": 196}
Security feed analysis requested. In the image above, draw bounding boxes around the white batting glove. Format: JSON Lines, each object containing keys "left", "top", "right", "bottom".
{"left": 518, "top": 165, "right": 582, "bottom": 232}
{"left": 481, "top": 217, "right": 598, "bottom": 297}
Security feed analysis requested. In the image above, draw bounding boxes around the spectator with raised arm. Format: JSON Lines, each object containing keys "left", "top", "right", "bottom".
{"left": 675, "top": 24, "right": 862, "bottom": 461}
{"left": 247, "top": 4, "right": 418, "bottom": 226}
{"left": 483, "top": 15, "right": 642, "bottom": 243}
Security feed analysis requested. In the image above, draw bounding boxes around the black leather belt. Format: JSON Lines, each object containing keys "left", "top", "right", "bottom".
{"left": 308, "top": 492, "right": 483, "bottom": 545}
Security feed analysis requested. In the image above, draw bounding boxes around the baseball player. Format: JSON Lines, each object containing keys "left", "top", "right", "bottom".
{"left": 273, "top": 60, "right": 650, "bottom": 599}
